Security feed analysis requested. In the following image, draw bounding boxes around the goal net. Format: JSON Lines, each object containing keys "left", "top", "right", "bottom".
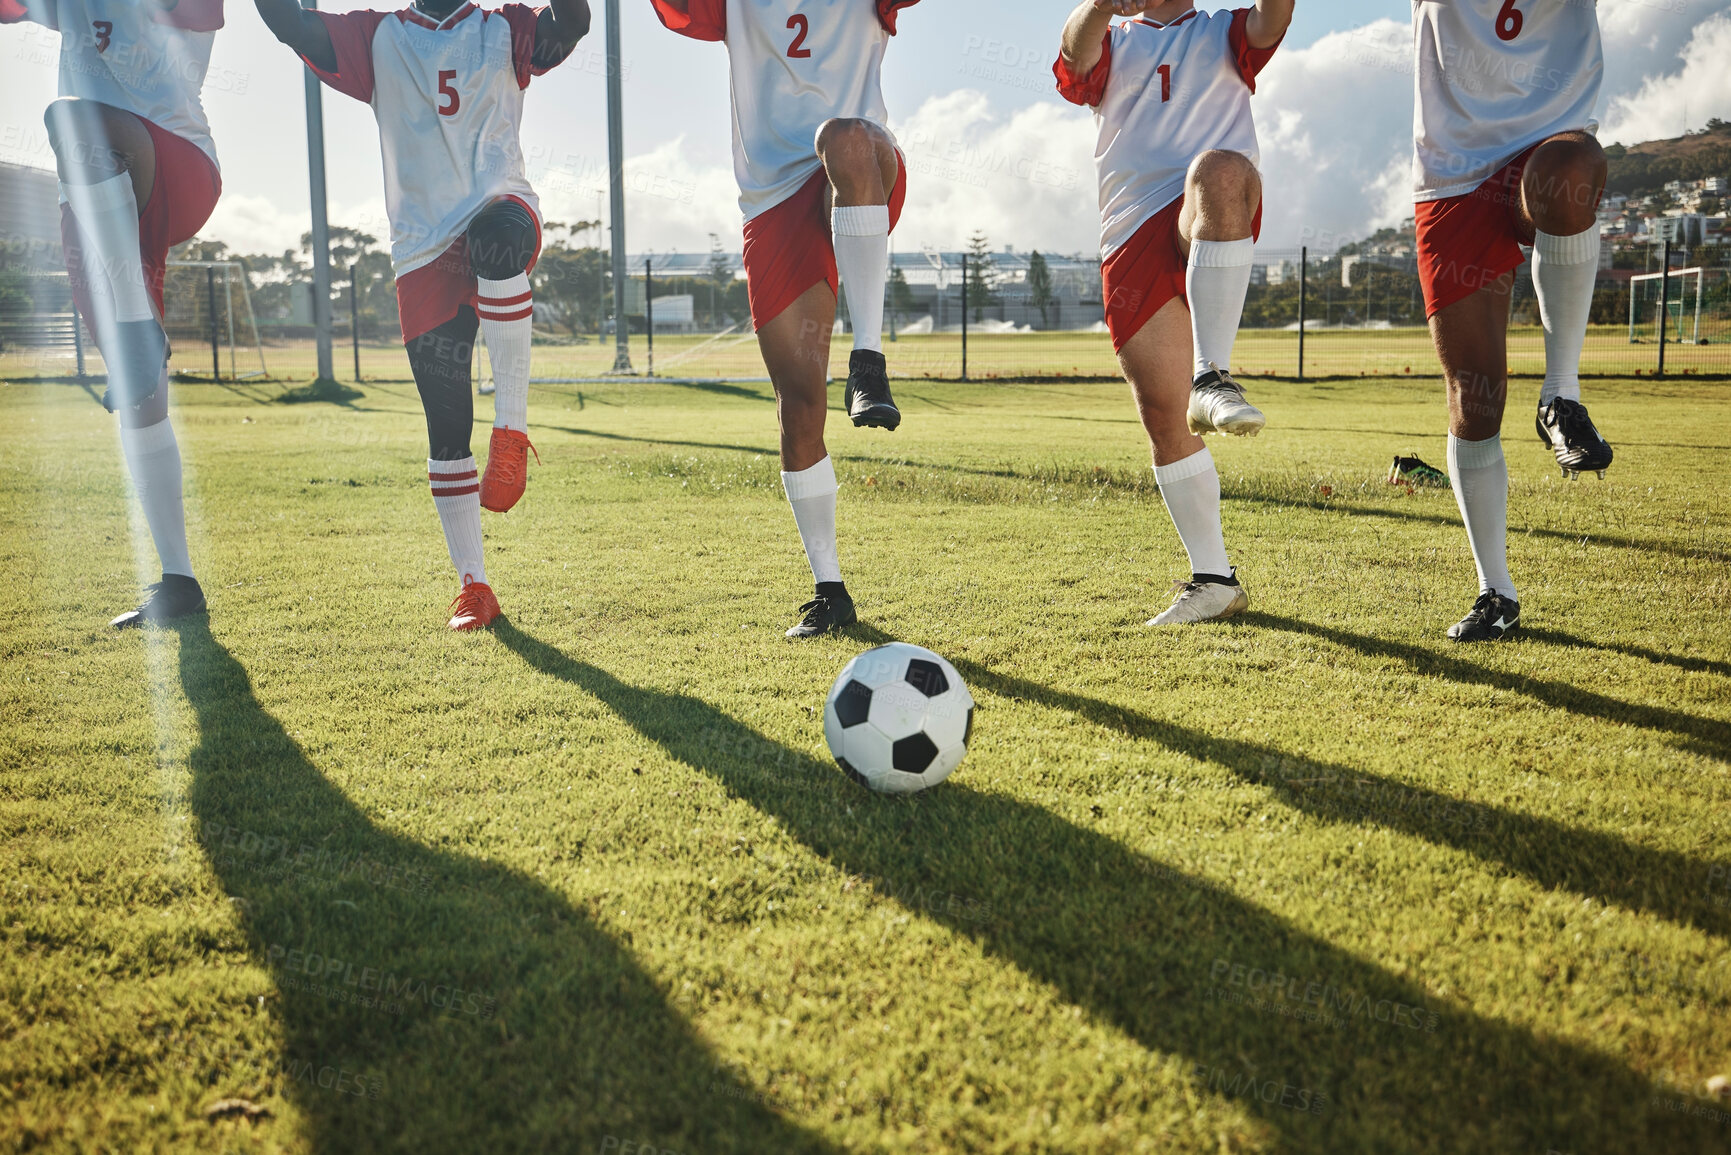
{"left": 1628, "top": 266, "right": 1705, "bottom": 345}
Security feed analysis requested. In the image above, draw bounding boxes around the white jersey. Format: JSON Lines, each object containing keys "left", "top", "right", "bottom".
{"left": 306, "top": 2, "right": 554, "bottom": 277}
{"left": 1412, "top": 0, "right": 1602, "bottom": 201}
{"left": 653, "top": 0, "right": 918, "bottom": 221}
{"left": 1, "top": 0, "right": 221, "bottom": 167}
{"left": 1056, "top": 9, "right": 1277, "bottom": 258}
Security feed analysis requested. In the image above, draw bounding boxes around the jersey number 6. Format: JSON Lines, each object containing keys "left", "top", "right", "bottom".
{"left": 785, "top": 14, "right": 811, "bottom": 58}
{"left": 438, "top": 69, "right": 461, "bottom": 116}
{"left": 1494, "top": 0, "right": 1522, "bottom": 41}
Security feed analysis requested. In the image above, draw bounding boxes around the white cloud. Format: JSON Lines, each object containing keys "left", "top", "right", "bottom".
{"left": 1600, "top": 11, "right": 1731, "bottom": 144}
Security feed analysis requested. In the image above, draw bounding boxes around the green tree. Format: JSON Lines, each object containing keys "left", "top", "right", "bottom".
{"left": 1026, "top": 250, "right": 1054, "bottom": 329}
{"left": 534, "top": 221, "right": 608, "bottom": 338}
{"left": 965, "top": 230, "right": 997, "bottom": 322}
{"left": 888, "top": 264, "right": 915, "bottom": 330}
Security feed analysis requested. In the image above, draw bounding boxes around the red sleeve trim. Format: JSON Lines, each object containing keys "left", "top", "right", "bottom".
{"left": 1227, "top": 7, "right": 1280, "bottom": 93}
{"left": 1053, "top": 30, "right": 1111, "bottom": 108}
{"left": 302, "top": 9, "right": 386, "bottom": 104}
{"left": 499, "top": 4, "right": 538, "bottom": 87}
{"left": 650, "top": 0, "right": 723, "bottom": 41}
{"left": 154, "top": 0, "right": 223, "bottom": 33}
{"left": 877, "top": 0, "right": 918, "bottom": 35}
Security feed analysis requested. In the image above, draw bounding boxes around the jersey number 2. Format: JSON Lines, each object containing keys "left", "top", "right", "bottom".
{"left": 1157, "top": 63, "right": 1172, "bottom": 102}
{"left": 437, "top": 69, "right": 461, "bottom": 116}
{"left": 785, "top": 14, "right": 811, "bottom": 58}
{"left": 1495, "top": 0, "right": 1522, "bottom": 41}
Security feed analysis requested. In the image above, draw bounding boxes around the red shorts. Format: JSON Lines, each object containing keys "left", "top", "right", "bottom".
{"left": 740, "top": 152, "right": 908, "bottom": 330}
{"left": 1101, "top": 196, "right": 1262, "bottom": 352}
{"left": 59, "top": 118, "right": 221, "bottom": 320}
{"left": 1414, "top": 145, "right": 1538, "bottom": 317}
{"left": 396, "top": 194, "right": 542, "bottom": 343}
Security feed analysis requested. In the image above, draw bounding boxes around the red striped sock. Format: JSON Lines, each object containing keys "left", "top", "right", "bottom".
{"left": 477, "top": 273, "right": 531, "bottom": 432}
{"left": 428, "top": 456, "right": 486, "bottom": 584}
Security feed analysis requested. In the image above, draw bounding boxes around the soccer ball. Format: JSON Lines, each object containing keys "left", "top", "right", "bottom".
{"left": 823, "top": 643, "right": 975, "bottom": 794}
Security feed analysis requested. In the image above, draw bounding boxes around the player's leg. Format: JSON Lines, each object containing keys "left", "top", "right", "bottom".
{"left": 406, "top": 310, "right": 499, "bottom": 631}
{"left": 1122, "top": 298, "right": 1247, "bottom": 626}
{"left": 1519, "top": 131, "right": 1613, "bottom": 477}
{"left": 815, "top": 117, "right": 901, "bottom": 431}
{"left": 468, "top": 197, "right": 541, "bottom": 512}
{"left": 757, "top": 280, "right": 857, "bottom": 638}
{"left": 46, "top": 99, "right": 204, "bottom": 626}
{"left": 1176, "top": 150, "right": 1265, "bottom": 437}
{"left": 1431, "top": 276, "right": 1521, "bottom": 641}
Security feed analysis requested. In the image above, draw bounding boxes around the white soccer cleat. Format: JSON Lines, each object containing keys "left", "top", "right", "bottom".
{"left": 1147, "top": 578, "right": 1249, "bottom": 626}
{"left": 1187, "top": 365, "right": 1265, "bottom": 437}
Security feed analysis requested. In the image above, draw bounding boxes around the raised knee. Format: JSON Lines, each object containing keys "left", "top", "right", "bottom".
{"left": 1187, "top": 149, "right": 1258, "bottom": 192}
{"left": 43, "top": 98, "right": 81, "bottom": 145}
{"left": 466, "top": 200, "right": 537, "bottom": 279}
{"left": 815, "top": 117, "right": 875, "bottom": 157}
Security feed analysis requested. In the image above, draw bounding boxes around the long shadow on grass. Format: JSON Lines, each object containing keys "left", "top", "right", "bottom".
{"left": 1520, "top": 627, "right": 1731, "bottom": 679}
{"left": 1245, "top": 612, "right": 1731, "bottom": 763}
{"left": 175, "top": 620, "right": 836, "bottom": 1155}
{"left": 493, "top": 621, "right": 1731, "bottom": 1155}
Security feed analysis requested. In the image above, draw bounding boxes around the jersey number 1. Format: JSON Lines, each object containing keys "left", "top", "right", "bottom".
{"left": 1157, "top": 63, "right": 1172, "bottom": 102}
{"left": 438, "top": 69, "right": 461, "bottom": 116}
{"left": 1495, "top": 0, "right": 1522, "bottom": 41}
{"left": 785, "top": 14, "right": 811, "bottom": 58}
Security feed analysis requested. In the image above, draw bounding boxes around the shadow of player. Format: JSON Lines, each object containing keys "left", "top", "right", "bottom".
{"left": 175, "top": 619, "right": 837, "bottom": 1155}
{"left": 493, "top": 619, "right": 1730, "bottom": 1154}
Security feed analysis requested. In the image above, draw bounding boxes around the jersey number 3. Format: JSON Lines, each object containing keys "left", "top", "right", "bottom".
{"left": 92, "top": 19, "right": 112, "bottom": 53}
{"left": 785, "top": 14, "right": 811, "bottom": 58}
{"left": 1495, "top": 0, "right": 1522, "bottom": 41}
{"left": 437, "top": 69, "right": 461, "bottom": 116}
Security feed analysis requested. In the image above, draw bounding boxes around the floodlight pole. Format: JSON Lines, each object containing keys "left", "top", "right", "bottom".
{"left": 302, "top": 0, "right": 336, "bottom": 384}
{"left": 1297, "top": 245, "right": 1307, "bottom": 381}
{"left": 604, "top": 0, "right": 632, "bottom": 373}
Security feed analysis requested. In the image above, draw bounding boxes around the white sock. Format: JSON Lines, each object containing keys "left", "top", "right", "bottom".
{"left": 61, "top": 174, "right": 154, "bottom": 325}
{"left": 119, "top": 406, "right": 193, "bottom": 579}
{"left": 1533, "top": 224, "right": 1598, "bottom": 405}
{"left": 832, "top": 205, "right": 889, "bottom": 354}
{"left": 782, "top": 456, "right": 842, "bottom": 584}
{"left": 1446, "top": 434, "right": 1515, "bottom": 600}
{"left": 428, "top": 456, "right": 487, "bottom": 585}
{"left": 1186, "top": 237, "right": 1254, "bottom": 378}
{"left": 1153, "top": 446, "right": 1231, "bottom": 577}
{"left": 477, "top": 273, "right": 532, "bottom": 431}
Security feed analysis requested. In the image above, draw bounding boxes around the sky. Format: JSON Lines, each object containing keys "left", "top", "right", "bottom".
{"left": 3, "top": 0, "right": 1729, "bottom": 260}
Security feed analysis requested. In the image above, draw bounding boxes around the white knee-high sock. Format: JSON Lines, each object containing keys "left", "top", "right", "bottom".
{"left": 61, "top": 174, "right": 154, "bottom": 326}
{"left": 477, "top": 273, "right": 532, "bottom": 431}
{"left": 119, "top": 406, "right": 193, "bottom": 579}
{"left": 782, "top": 456, "right": 842, "bottom": 585}
{"left": 832, "top": 205, "right": 889, "bottom": 354}
{"left": 1446, "top": 433, "right": 1515, "bottom": 599}
{"left": 1533, "top": 224, "right": 1599, "bottom": 405}
{"left": 429, "top": 456, "right": 487, "bottom": 585}
{"left": 1186, "top": 236, "right": 1254, "bottom": 378}
{"left": 1153, "top": 446, "right": 1231, "bottom": 578}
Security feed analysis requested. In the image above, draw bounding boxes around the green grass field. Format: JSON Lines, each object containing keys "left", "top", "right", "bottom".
{"left": 4, "top": 321, "right": 1726, "bottom": 387}
{"left": 3, "top": 366, "right": 1730, "bottom": 1153}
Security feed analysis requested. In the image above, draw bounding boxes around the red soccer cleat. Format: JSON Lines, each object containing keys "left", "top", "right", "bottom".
{"left": 447, "top": 579, "right": 501, "bottom": 631}
{"left": 480, "top": 427, "right": 538, "bottom": 513}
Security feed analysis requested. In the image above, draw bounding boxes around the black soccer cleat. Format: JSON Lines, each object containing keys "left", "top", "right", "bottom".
{"left": 1388, "top": 454, "right": 1450, "bottom": 489}
{"left": 111, "top": 573, "right": 206, "bottom": 629}
{"left": 785, "top": 586, "right": 857, "bottom": 639}
{"left": 99, "top": 320, "right": 169, "bottom": 412}
{"left": 1445, "top": 590, "right": 1519, "bottom": 643}
{"left": 1536, "top": 398, "right": 1613, "bottom": 479}
{"left": 844, "top": 350, "right": 900, "bottom": 431}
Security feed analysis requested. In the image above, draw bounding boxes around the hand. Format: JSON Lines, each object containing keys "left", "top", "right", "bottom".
{"left": 1093, "top": 0, "right": 1153, "bottom": 14}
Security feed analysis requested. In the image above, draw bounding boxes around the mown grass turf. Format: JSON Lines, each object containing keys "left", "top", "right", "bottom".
{"left": 2, "top": 369, "right": 1729, "bottom": 1154}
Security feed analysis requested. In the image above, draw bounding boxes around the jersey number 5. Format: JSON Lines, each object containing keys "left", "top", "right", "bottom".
{"left": 1157, "top": 63, "right": 1172, "bottom": 102}
{"left": 437, "top": 69, "right": 461, "bottom": 116}
{"left": 1495, "top": 0, "right": 1522, "bottom": 41}
{"left": 785, "top": 14, "right": 811, "bottom": 58}
{"left": 92, "top": 19, "right": 112, "bottom": 53}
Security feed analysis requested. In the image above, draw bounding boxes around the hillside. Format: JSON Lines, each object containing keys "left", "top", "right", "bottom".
{"left": 1605, "top": 118, "right": 1731, "bottom": 197}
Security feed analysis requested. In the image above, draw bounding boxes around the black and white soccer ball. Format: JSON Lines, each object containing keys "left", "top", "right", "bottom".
{"left": 823, "top": 643, "right": 975, "bottom": 793}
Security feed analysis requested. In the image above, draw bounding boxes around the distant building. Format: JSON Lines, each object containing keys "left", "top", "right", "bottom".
{"left": 0, "top": 160, "right": 62, "bottom": 267}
